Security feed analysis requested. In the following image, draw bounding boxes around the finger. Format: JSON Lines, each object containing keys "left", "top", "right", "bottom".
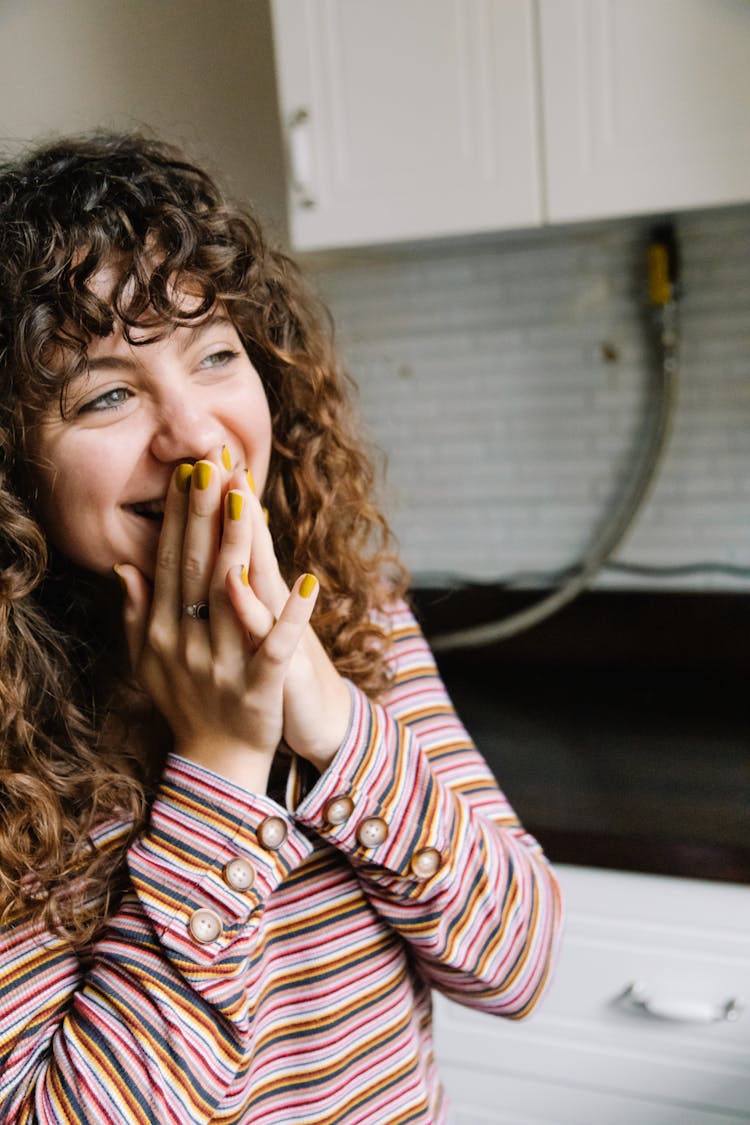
{"left": 181, "top": 458, "right": 221, "bottom": 624}
{"left": 113, "top": 562, "right": 153, "bottom": 675}
{"left": 245, "top": 491, "right": 290, "bottom": 616}
{"left": 204, "top": 441, "right": 236, "bottom": 506}
{"left": 208, "top": 479, "right": 257, "bottom": 656}
{"left": 251, "top": 573, "right": 320, "bottom": 693}
{"left": 219, "top": 442, "right": 237, "bottom": 479}
{"left": 226, "top": 561, "right": 277, "bottom": 641}
{"left": 150, "top": 462, "right": 193, "bottom": 633}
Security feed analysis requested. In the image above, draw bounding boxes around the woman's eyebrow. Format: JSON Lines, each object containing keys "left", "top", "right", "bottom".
{"left": 176, "top": 314, "right": 234, "bottom": 354}
{"left": 86, "top": 355, "right": 134, "bottom": 373}
{"left": 85, "top": 315, "right": 235, "bottom": 371}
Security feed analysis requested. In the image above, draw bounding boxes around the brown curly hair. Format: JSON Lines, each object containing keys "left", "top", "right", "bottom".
{"left": 0, "top": 132, "right": 407, "bottom": 945}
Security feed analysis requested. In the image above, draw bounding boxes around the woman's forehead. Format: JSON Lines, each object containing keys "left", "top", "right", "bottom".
{"left": 83, "top": 253, "right": 207, "bottom": 310}
{"left": 72, "top": 252, "right": 221, "bottom": 352}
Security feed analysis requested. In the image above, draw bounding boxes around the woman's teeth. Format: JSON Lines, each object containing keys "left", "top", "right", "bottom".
{"left": 130, "top": 500, "right": 164, "bottom": 520}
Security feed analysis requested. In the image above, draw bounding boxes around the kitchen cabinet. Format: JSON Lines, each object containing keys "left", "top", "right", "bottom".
{"left": 269, "top": 0, "right": 541, "bottom": 249}
{"left": 539, "top": 0, "right": 750, "bottom": 223}
{"left": 270, "top": 0, "right": 750, "bottom": 251}
{"left": 433, "top": 865, "right": 750, "bottom": 1124}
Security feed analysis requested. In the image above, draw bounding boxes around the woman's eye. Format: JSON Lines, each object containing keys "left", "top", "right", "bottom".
{"left": 200, "top": 349, "right": 240, "bottom": 369}
{"left": 79, "top": 387, "right": 131, "bottom": 413}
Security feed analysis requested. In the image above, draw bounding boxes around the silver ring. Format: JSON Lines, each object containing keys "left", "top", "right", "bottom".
{"left": 183, "top": 601, "right": 210, "bottom": 621}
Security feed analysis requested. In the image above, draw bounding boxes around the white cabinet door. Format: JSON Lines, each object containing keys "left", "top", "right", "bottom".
{"left": 539, "top": 0, "right": 750, "bottom": 223}
{"left": 270, "top": 0, "right": 541, "bottom": 250}
{"left": 434, "top": 866, "right": 750, "bottom": 1124}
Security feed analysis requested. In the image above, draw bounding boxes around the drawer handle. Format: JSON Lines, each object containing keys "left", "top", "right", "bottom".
{"left": 621, "top": 982, "right": 743, "bottom": 1025}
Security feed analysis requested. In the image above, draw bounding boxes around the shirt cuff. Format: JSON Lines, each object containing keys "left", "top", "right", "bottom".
{"left": 128, "top": 754, "right": 315, "bottom": 963}
{"left": 293, "top": 681, "right": 455, "bottom": 887}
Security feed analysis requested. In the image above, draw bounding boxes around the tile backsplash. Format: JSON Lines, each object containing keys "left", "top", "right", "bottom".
{"left": 307, "top": 205, "right": 750, "bottom": 590}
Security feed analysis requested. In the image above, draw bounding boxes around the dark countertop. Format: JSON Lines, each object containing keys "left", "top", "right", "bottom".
{"left": 411, "top": 587, "right": 750, "bottom": 885}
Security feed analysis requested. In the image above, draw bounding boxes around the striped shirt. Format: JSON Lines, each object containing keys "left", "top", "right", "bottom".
{"left": 0, "top": 602, "right": 563, "bottom": 1124}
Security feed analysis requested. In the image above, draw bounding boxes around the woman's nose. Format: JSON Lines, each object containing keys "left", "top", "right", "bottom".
{"left": 148, "top": 397, "right": 224, "bottom": 464}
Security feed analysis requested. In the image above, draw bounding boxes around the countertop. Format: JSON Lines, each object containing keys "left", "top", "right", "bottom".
{"left": 412, "top": 587, "right": 750, "bottom": 884}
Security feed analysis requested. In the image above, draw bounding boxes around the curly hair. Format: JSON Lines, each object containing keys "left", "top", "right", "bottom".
{"left": 0, "top": 132, "right": 407, "bottom": 945}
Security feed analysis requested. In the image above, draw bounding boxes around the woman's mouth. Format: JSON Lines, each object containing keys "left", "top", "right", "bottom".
{"left": 125, "top": 499, "right": 165, "bottom": 523}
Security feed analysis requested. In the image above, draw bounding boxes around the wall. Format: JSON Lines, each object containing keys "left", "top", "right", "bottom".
{"left": 0, "top": 0, "right": 287, "bottom": 238}
{"left": 309, "top": 206, "right": 750, "bottom": 590}
{"left": 1, "top": 2, "right": 747, "bottom": 592}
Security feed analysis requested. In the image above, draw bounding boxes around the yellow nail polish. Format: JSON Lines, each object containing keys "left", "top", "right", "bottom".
{"left": 245, "top": 469, "right": 256, "bottom": 493}
{"left": 262, "top": 506, "right": 270, "bottom": 526}
{"left": 227, "top": 490, "right": 243, "bottom": 521}
{"left": 194, "top": 461, "right": 212, "bottom": 490}
{"left": 221, "top": 445, "right": 232, "bottom": 471}
{"left": 241, "top": 564, "right": 249, "bottom": 587}
{"left": 175, "top": 463, "right": 193, "bottom": 493}
{"left": 299, "top": 573, "right": 318, "bottom": 599}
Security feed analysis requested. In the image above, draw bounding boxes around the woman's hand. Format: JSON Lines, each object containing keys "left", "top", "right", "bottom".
{"left": 115, "top": 447, "right": 352, "bottom": 791}
{"left": 224, "top": 497, "right": 353, "bottom": 774}
{"left": 114, "top": 450, "right": 320, "bottom": 793}
{"left": 222, "top": 481, "right": 353, "bottom": 775}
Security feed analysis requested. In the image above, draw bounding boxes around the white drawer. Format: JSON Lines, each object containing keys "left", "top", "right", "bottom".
{"left": 434, "top": 865, "right": 750, "bottom": 1122}
{"left": 438, "top": 1064, "right": 747, "bottom": 1125}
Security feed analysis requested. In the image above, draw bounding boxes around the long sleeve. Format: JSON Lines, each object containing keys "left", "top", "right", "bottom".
{"left": 0, "top": 601, "right": 562, "bottom": 1125}
{"left": 0, "top": 775, "right": 316, "bottom": 1124}
{"left": 293, "top": 600, "right": 563, "bottom": 1017}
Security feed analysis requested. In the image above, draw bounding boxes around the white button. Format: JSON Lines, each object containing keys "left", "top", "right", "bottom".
{"left": 257, "top": 816, "right": 288, "bottom": 850}
{"left": 324, "top": 795, "right": 355, "bottom": 825}
{"left": 188, "top": 908, "right": 223, "bottom": 944}
{"left": 223, "top": 857, "right": 255, "bottom": 892}
{"left": 410, "top": 848, "right": 442, "bottom": 880}
{"left": 356, "top": 816, "right": 388, "bottom": 849}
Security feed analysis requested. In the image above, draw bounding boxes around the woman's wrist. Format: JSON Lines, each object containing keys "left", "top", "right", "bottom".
{"left": 174, "top": 741, "right": 272, "bottom": 795}
{"left": 295, "top": 676, "right": 353, "bottom": 775}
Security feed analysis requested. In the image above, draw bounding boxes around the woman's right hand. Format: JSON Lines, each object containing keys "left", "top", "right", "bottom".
{"left": 114, "top": 453, "right": 318, "bottom": 793}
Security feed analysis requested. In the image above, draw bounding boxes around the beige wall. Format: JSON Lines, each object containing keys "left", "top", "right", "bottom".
{"left": 0, "top": 0, "right": 287, "bottom": 239}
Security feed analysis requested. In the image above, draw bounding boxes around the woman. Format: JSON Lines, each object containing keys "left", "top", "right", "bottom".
{"left": 0, "top": 132, "right": 562, "bottom": 1124}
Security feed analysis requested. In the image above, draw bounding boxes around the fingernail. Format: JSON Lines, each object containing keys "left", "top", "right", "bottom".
{"left": 263, "top": 506, "right": 270, "bottom": 525}
{"left": 299, "top": 573, "right": 318, "bottom": 599}
{"left": 245, "top": 469, "right": 256, "bottom": 493}
{"left": 194, "top": 460, "right": 213, "bottom": 490}
{"left": 227, "top": 490, "right": 243, "bottom": 521}
{"left": 221, "top": 445, "right": 232, "bottom": 471}
{"left": 175, "top": 463, "right": 193, "bottom": 493}
{"left": 240, "top": 564, "right": 249, "bottom": 587}
{"left": 113, "top": 564, "right": 127, "bottom": 592}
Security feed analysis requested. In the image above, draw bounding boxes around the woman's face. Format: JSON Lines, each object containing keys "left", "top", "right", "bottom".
{"left": 29, "top": 306, "right": 273, "bottom": 581}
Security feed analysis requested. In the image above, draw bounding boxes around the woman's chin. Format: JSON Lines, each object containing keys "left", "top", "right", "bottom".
{"left": 101, "top": 544, "right": 158, "bottom": 586}
{"left": 119, "top": 512, "right": 162, "bottom": 580}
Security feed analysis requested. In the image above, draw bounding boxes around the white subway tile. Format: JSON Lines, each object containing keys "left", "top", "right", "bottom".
{"left": 311, "top": 205, "right": 750, "bottom": 591}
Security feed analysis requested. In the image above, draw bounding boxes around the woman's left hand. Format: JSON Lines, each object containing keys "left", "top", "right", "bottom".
{"left": 225, "top": 488, "right": 352, "bottom": 774}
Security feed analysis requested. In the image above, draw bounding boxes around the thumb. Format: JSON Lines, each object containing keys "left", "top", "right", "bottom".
{"left": 113, "top": 563, "right": 152, "bottom": 675}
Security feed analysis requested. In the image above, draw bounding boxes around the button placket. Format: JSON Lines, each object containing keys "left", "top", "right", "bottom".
{"left": 324, "top": 794, "right": 355, "bottom": 826}
{"left": 223, "top": 857, "right": 255, "bottom": 892}
{"left": 409, "top": 847, "right": 442, "bottom": 880}
{"left": 188, "top": 907, "right": 223, "bottom": 944}
{"left": 257, "top": 816, "right": 288, "bottom": 851}
{"left": 356, "top": 816, "right": 389, "bottom": 849}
